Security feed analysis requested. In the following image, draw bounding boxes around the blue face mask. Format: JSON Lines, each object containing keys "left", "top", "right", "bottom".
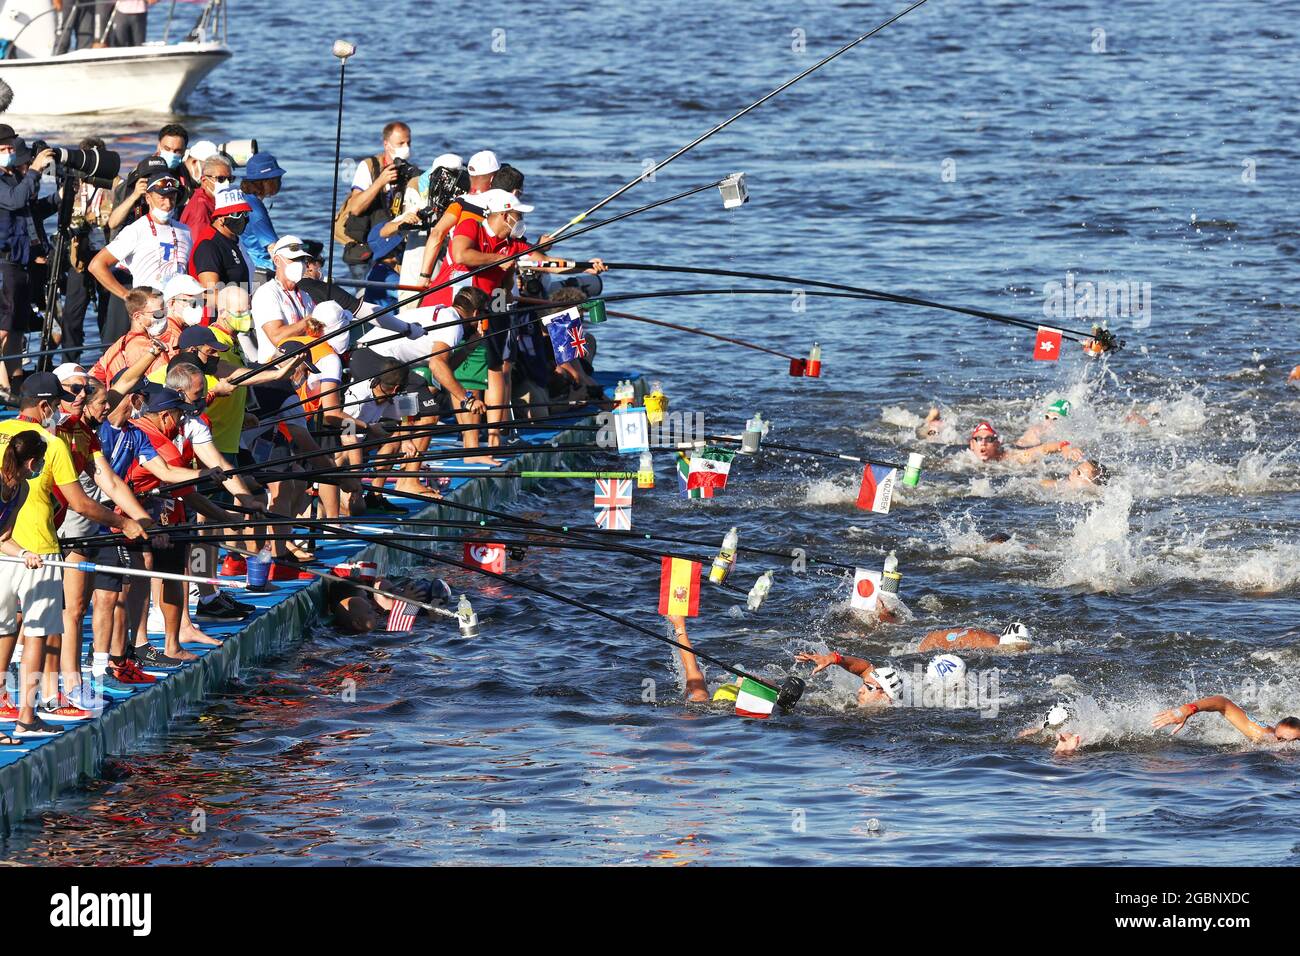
{"left": 160, "top": 151, "right": 182, "bottom": 169}
{"left": 0, "top": 153, "right": 14, "bottom": 169}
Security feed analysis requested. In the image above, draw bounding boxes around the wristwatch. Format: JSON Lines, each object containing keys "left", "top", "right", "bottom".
{"left": 460, "top": 394, "right": 476, "bottom": 412}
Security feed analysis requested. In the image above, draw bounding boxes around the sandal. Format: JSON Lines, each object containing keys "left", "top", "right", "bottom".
{"left": 0, "top": 733, "right": 20, "bottom": 745}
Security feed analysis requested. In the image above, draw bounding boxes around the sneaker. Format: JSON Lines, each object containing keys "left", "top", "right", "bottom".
{"left": 13, "top": 718, "right": 61, "bottom": 738}
{"left": 193, "top": 595, "right": 246, "bottom": 621}
{"left": 65, "top": 683, "right": 106, "bottom": 713}
{"left": 363, "top": 492, "right": 405, "bottom": 514}
{"left": 90, "top": 670, "right": 139, "bottom": 697}
{"left": 108, "top": 658, "right": 157, "bottom": 685}
{"left": 213, "top": 591, "right": 256, "bottom": 615}
{"left": 0, "top": 695, "right": 18, "bottom": 720}
{"left": 132, "top": 644, "right": 186, "bottom": 670}
{"left": 220, "top": 554, "right": 247, "bottom": 577}
{"left": 38, "top": 696, "right": 93, "bottom": 721}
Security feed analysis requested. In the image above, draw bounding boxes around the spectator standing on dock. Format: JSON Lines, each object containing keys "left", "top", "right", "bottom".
{"left": 239, "top": 153, "right": 286, "bottom": 284}
{"left": 179, "top": 152, "right": 234, "bottom": 267}
{"left": 0, "top": 129, "right": 58, "bottom": 394}
{"left": 192, "top": 186, "right": 252, "bottom": 294}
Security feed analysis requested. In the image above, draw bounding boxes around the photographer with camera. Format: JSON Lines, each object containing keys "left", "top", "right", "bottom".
{"left": 60, "top": 136, "right": 114, "bottom": 364}
{"left": 337, "top": 122, "right": 417, "bottom": 275}
{"left": 0, "top": 126, "right": 58, "bottom": 395}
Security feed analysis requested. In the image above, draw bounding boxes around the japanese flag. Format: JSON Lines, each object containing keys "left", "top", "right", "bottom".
{"left": 1034, "top": 326, "right": 1063, "bottom": 361}
{"left": 851, "top": 568, "right": 882, "bottom": 611}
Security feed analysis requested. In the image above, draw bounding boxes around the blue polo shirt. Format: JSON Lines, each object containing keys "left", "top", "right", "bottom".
{"left": 239, "top": 192, "right": 277, "bottom": 272}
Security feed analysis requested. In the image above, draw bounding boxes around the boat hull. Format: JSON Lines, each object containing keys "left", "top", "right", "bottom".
{"left": 0, "top": 42, "right": 230, "bottom": 115}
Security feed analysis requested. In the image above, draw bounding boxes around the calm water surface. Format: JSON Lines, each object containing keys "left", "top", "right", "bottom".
{"left": 3, "top": 0, "right": 1298, "bottom": 865}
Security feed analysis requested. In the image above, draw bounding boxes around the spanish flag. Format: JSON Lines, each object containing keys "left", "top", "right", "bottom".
{"left": 658, "top": 556, "right": 701, "bottom": 617}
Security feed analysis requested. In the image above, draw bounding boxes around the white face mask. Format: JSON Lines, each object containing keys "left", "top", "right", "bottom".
{"left": 40, "top": 410, "right": 56, "bottom": 432}
{"left": 509, "top": 217, "right": 526, "bottom": 239}
{"left": 149, "top": 205, "right": 172, "bottom": 224}
{"left": 284, "top": 260, "right": 305, "bottom": 283}
{"left": 390, "top": 145, "right": 411, "bottom": 162}
{"left": 182, "top": 305, "right": 204, "bottom": 326}
{"left": 148, "top": 316, "right": 168, "bottom": 336}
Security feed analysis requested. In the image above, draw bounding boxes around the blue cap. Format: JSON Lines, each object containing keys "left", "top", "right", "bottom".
{"left": 143, "top": 386, "right": 189, "bottom": 414}
{"left": 178, "top": 325, "right": 229, "bottom": 352}
{"left": 243, "top": 152, "right": 286, "bottom": 181}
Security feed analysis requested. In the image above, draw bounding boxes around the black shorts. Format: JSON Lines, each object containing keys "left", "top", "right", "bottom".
{"left": 149, "top": 543, "right": 187, "bottom": 575}
{"left": 91, "top": 543, "right": 139, "bottom": 593}
{"left": 0, "top": 261, "right": 32, "bottom": 335}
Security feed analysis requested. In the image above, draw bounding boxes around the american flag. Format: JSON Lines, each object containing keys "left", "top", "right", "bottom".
{"left": 386, "top": 599, "right": 419, "bottom": 632}
{"left": 594, "top": 478, "right": 633, "bottom": 530}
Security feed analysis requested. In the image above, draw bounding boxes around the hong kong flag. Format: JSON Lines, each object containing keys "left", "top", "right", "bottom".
{"left": 1034, "top": 326, "right": 1063, "bottom": 361}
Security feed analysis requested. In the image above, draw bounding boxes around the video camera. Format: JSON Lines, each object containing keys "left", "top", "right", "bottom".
{"left": 397, "top": 163, "right": 470, "bottom": 232}
{"left": 30, "top": 140, "right": 121, "bottom": 188}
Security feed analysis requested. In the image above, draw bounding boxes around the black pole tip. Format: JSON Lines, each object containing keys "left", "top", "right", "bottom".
{"left": 776, "top": 675, "right": 806, "bottom": 710}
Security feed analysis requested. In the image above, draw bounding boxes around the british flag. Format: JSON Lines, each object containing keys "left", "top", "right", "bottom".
{"left": 594, "top": 478, "right": 633, "bottom": 530}
{"left": 386, "top": 599, "right": 419, "bottom": 632}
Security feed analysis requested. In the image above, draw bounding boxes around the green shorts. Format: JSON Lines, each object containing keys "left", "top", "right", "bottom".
{"left": 453, "top": 344, "right": 489, "bottom": 393}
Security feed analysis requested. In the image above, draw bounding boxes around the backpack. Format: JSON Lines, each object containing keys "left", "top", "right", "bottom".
{"left": 333, "top": 156, "right": 384, "bottom": 262}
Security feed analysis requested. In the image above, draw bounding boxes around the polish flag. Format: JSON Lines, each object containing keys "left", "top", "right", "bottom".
{"left": 1034, "top": 326, "right": 1063, "bottom": 361}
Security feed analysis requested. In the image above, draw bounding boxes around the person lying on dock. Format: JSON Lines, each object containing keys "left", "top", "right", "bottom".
{"left": 1152, "top": 695, "right": 1300, "bottom": 744}
{"left": 792, "top": 651, "right": 904, "bottom": 709}
{"left": 917, "top": 621, "right": 1033, "bottom": 653}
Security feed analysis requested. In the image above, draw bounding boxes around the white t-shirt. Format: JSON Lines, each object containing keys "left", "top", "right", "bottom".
{"left": 343, "top": 378, "right": 391, "bottom": 425}
{"left": 105, "top": 214, "right": 193, "bottom": 289}
{"left": 250, "top": 280, "right": 315, "bottom": 364}
{"left": 182, "top": 414, "right": 214, "bottom": 447}
{"left": 357, "top": 305, "right": 463, "bottom": 365}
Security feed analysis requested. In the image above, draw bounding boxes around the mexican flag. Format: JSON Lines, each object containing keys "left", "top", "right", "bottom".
{"left": 687, "top": 446, "right": 736, "bottom": 494}
{"left": 657, "top": 556, "right": 701, "bottom": 616}
{"left": 677, "top": 452, "right": 712, "bottom": 499}
{"left": 734, "top": 677, "right": 779, "bottom": 719}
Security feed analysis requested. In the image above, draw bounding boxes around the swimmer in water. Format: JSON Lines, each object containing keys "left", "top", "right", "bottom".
{"left": 917, "top": 621, "right": 1033, "bottom": 653}
{"left": 1017, "top": 703, "right": 1081, "bottom": 754}
{"left": 1289, "top": 365, "right": 1300, "bottom": 383}
{"left": 1015, "top": 399, "right": 1071, "bottom": 447}
{"left": 967, "top": 421, "right": 1084, "bottom": 465}
{"left": 915, "top": 406, "right": 947, "bottom": 442}
{"left": 668, "top": 614, "right": 709, "bottom": 702}
{"left": 1152, "top": 695, "right": 1300, "bottom": 743}
{"left": 793, "top": 650, "right": 904, "bottom": 709}
{"left": 1040, "top": 459, "right": 1110, "bottom": 492}
{"left": 327, "top": 576, "right": 453, "bottom": 634}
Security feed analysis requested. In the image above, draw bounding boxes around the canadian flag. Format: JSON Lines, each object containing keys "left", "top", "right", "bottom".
{"left": 1034, "top": 326, "right": 1062, "bottom": 361}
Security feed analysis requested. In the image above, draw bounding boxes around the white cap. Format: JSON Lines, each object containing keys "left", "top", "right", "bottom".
{"left": 431, "top": 152, "right": 463, "bottom": 170}
{"left": 271, "top": 235, "right": 312, "bottom": 261}
{"left": 926, "top": 653, "right": 966, "bottom": 686}
{"left": 1045, "top": 703, "right": 1071, "bottom": 728}
{"left": 999, "top": 621, "right": 1032, "bottom": 645}
{"left": 185, "top": 140, "right": 220, "bottom": 162}
{"left": 479, "top": 188, "right": 533, "bottom": 215}
{"left": 870, "top": 666, "right": 903, "bottom": 703}
{"left": 162, "top": 273, "right": 204, "bottom": 302}
{"left": 466, "top": 150, "right": 500, "bottom": 177}
{"left": 311, "top": 300, "right": 353, "bottom": 336}
{"left": 53, "top": 362, "right": 87, "bottom": 383}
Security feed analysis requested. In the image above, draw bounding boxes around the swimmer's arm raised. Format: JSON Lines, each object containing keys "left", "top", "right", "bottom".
{"left": 1152, "top": 695, "right": 1270, "bottom": 741}
{"left": 795, "top": 651, "right": 874, "bottom": 677}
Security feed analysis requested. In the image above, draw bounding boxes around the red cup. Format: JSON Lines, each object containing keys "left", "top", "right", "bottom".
{"left": 789, "top": 358, "right": 807, "bottom": 376}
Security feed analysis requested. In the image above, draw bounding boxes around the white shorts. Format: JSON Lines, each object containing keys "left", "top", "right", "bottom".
{"left": 0, "top": 555, "right": 65, "bottom": 637}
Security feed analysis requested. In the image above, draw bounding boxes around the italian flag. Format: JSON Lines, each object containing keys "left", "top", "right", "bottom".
{"left": 734, "top": 678, "right": 779, "bottom": 719}
{"left": 658, "top": 556, "right": 701, "bottom": 616}
{"left": 687, "top": 447, "right": 736, "bottom": 493}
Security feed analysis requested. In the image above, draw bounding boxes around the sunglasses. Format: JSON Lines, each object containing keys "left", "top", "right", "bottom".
{"left": 972, "top": 435, "right": 999, "bottom": 444}
{"left": 64, "top": 384, "right": 86, "bottom": 396}
{"left": 210, "top": 175, "right": 234, "bottom": 185}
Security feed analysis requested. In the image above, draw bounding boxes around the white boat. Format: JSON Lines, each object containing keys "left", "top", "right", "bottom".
{"left": 0, "top": 0, "right": 230, "bottom": 115}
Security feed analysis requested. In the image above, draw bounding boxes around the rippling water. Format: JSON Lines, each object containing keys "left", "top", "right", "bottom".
{"left": 4, "top": 0, "right": 1299, "bottom": 865}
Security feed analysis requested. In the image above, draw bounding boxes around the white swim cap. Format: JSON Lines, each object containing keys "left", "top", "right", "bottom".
{"left": 926, "top": 653, "right": 966, "bottom": 686}
{"left": 1000, "top": 621, "right": 1032, "bottom": 645}
{"left": 870, "top": 666, "right": 903, "bottom": 702}
{"left": 1044, "top": 703, "right": 1071, "bottom": 728}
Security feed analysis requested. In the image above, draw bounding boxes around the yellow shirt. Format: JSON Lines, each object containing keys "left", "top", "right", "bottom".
{"left": 209, "top": 327, "right": 248, "bottom": 456}
{"left": 0, "top": 419, "right": 79, "bottom": 554}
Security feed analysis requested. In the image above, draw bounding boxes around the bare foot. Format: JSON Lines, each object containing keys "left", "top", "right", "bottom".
{"left": 180, "top": 623, "right": 211, "bottom": 645}
{"left": 166, "top": 646, "right": 200, "bottom": 662}
{"left": 463, "top": 454, "right": 503, "bottom": 466}
{"left": 394, "top": 478, "right": 430, "bottom": 496}
{"left": 185, "top": 632, "right": 225, "bottom": 647}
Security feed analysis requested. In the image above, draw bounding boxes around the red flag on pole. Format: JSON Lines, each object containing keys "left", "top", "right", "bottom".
{"left": 1034, "top": 326, "right": 1063, "bottom": 361}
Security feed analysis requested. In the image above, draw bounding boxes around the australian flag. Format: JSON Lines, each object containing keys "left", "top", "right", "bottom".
{"left": 544, "top": 307, "right": 588, "bottom": 364}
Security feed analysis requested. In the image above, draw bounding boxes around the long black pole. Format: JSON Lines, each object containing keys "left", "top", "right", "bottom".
{"left": 326, "top": 41, "right": 355, "bottom": 296}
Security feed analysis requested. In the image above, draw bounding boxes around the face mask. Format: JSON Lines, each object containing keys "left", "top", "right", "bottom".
{"left": 509, "top": 217, "right": 526, "bottom": 239}
{"left": 40, "top": 411, "right": 56, "bottom": 432}
{"left": 223, "top": 215, "right": 248, "bottom": 236}
{"left": 160, "top": 151, "right": 182, "bottom": 169}
{"left": 182, "top": 305, "right": 204, "bottom": 326}
{"left": 149, "top": 205, "right": 172, "bottom": 224}
{"left": 284, "top": 260, "right": 305, "bottom": 283}
{"left": 148, "top": 316, "right": 168, "bottom": 336}
{"left": 129, "top": 405, "right": 143, "bottom": 420}
{"left": 0, "top": 153, "right": 13, "bottom": 169}
{"left": 160, "top": 415, "right": 179, "bottom": 440}
{"left": 224, "top": 311, "right": 252, "bottom": 333}
{"left": 390, "top": 145, "right": 411, "bottom": 162}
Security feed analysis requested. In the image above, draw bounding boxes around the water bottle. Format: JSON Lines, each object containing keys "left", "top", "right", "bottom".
{"left": 902, "top": 451, "right": 924, "bottom": 488}
{"left": 637, "top": 450, "right": 655, "bottom": 489}
{"left": 881, "top": 550, "right": 900, "bottom": 595}
{"left": 806, "top": 342, "right": 822, "bottom": 378}
{"left": 615, "top": 379, "right": 634, "bottom": 409}
{"left": 709, "top": 527, "right": 740, "bottom": 585}
{"left": 741, "top": 412, "right": 765, "bottom": 454}
{"left": 746, "top": 570, "right": 773, "bottom": 610}
{"left": 457, "top": 595, "right": 479, "bottom": 637}
{"left": 645, "top": 380, "right": 667, "bottom": 425}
